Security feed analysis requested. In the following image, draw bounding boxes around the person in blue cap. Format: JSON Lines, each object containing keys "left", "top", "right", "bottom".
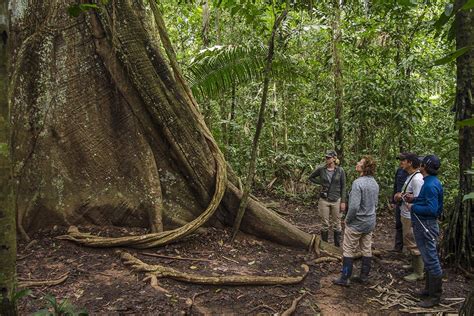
{"left": 405, "top": 154, "right": 444, "bottom": 308}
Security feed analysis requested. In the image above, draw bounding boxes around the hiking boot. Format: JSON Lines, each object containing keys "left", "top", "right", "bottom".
{"left": 333, "top": 257, "right": 353, "bottom": 287}
{"left": 334, "top": 231, "right": 341, "bottom": 247}
{"left": 321, "top": 230, "right": 329, "bottom": 242}
{"left": 415, "top": 272, "right": 430, "bottom": 297}
{"left": 418, "top": 274, "right": 442, "bottom": 308}
{"left": 404, "top": 255, "right": 424, "bottom": 282}
{"left": 351, "top": 256, "right": 371, "bottom": 284}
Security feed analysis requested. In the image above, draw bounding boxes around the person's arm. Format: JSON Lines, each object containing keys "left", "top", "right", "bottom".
{"left": 345, "top": 181, "right": 361, "bottom": 225}
{"left": 309, "top": 167, "right": 322, "bottom": 184}
{"left": 411, "top": 185, "right": 440, "bottom": 217}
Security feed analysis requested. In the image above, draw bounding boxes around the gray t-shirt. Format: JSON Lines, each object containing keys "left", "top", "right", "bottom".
{"left": 345, "top": 176, "right": 379, "bottom": 233}
{"left": 326, "top": 169, "right": 335, "bottom": 183}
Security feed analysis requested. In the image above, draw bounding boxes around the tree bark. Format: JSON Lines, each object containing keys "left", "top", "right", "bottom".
{"left": 331, "top": 0, "right": 344, "bottom": 164}
{"left": 9, "top": 0, "right": 313, "bottom": 250}
{"left": 0, "top": 0, "right": 17, "bottom": 314}
{"left": 444, "top": 0, "right": 474, "bottom": 269}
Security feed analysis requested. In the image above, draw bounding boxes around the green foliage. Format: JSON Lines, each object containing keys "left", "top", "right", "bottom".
{"left": 163, "top": 0, "right": 457, "bottom": 207}
{"left": 33, "top": 294, "right": 88, "bottom": 316}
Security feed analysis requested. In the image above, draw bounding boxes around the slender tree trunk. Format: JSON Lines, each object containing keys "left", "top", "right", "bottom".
{"left": 444, "top": 0, "right": 474, "bottom": 269}
{"left": 201, "top": 0, "right": 210, "bottom": 48}
{"left": 271, "top": 82, "right": 278, "bottom": 153}
{"left": 331, "top": 0, "right": 344, "bottom": 164}
{"left": 0, "top": 0, "right": 16, "bottom": 314}
{"left": 231, "top": 7, "right": 288, "bottom": 240}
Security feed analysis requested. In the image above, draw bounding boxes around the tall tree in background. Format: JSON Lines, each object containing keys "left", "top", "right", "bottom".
{"left": 444, "top": 0, "right": 473, "bottom": 270}
{"left": 0, "top": 0, "right": 17, "bottom": 313}
{"left": 331, "top": 0, "right": 344, "bottom": 164}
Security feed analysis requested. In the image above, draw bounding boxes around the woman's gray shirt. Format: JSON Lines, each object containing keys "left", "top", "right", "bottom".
{"left": 345, "top": 176, "right": 379, "bottom": 233}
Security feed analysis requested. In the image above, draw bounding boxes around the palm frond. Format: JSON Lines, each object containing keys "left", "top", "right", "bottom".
{"left": 185, "top": 44, "right": 309, "bottom": 99}
{"left": 186, "top": 45, "right": 267, "bottom": 99}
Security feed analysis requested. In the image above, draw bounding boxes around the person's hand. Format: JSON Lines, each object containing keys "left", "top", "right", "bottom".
{"left": 403, "top": 193, "right": 415, "bottom": 202}
{"left": 390, "top": 203, "right": 396, "bottom": 210}
{"left": 394, "top": 192, "right": 402, "bottom": 202}
{"left": 340, "top": 202, "right": 346, "bottom": 212}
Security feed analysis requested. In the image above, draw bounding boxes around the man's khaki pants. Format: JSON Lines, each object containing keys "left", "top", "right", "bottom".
{"left": 401, "top": 216, "right": 421, "bottom": 255}
{"left": 342, "top": 225, "right": 373, "bottom": 257}
{"left": 318, "top": 198, "right": 342, "bottom": 232}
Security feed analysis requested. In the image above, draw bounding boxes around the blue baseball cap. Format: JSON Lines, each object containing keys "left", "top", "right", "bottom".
{"left": 422, "top": 155, "right": 441, "bottom": 170}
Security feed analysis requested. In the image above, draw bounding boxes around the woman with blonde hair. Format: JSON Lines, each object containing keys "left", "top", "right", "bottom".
{"left": 309, "top": 150, "right": 347, "bottom": 247}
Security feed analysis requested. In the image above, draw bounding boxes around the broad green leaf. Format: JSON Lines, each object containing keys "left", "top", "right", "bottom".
{"left": 433, "top": 46, "right": 473, "bottom": 66}
{"left": 462, "top": 192, "right": 474, "bottom": 202}
{"left": 456, "top": 118, "right": 474, "bottom": 128}
{"left": 461, "top": 0, "right": 474, "bottom": 10}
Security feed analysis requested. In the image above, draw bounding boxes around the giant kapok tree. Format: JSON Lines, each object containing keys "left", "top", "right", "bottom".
{"left": 8, "top": 0, "right": 330, "bottom": 262}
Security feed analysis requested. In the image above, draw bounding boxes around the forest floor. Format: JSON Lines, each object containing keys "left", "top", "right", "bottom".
{"left": 17, "top": 192, "right": 471, "bottom": 315}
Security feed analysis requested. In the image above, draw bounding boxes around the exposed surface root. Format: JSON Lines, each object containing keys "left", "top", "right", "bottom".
{"left": 310, "top": 234, "right": 342, "bottom": 259}
{"left": 18, "top": 272, "right": 69, "bottom": 288}
{"left": 313, "top": 257, "right": 339, "bottom": 264}
{"left": 119, "top": 251, "right": 309, "bottom": 286}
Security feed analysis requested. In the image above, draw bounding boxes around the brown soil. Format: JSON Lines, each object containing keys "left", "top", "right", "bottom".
{"left": 17, "top": 193, "right": 470, "bottom": 315}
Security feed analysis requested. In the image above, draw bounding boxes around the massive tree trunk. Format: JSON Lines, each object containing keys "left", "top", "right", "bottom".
{"left": 0, "top": 0, "right": 16, "bottom": 313}
{"left": 9, "top": 0, "right": 312, "bottom": 249}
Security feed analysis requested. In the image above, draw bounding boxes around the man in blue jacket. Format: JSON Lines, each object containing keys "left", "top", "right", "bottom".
{"left": 406, "top": 155, "right": 443, "bottom": 308}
